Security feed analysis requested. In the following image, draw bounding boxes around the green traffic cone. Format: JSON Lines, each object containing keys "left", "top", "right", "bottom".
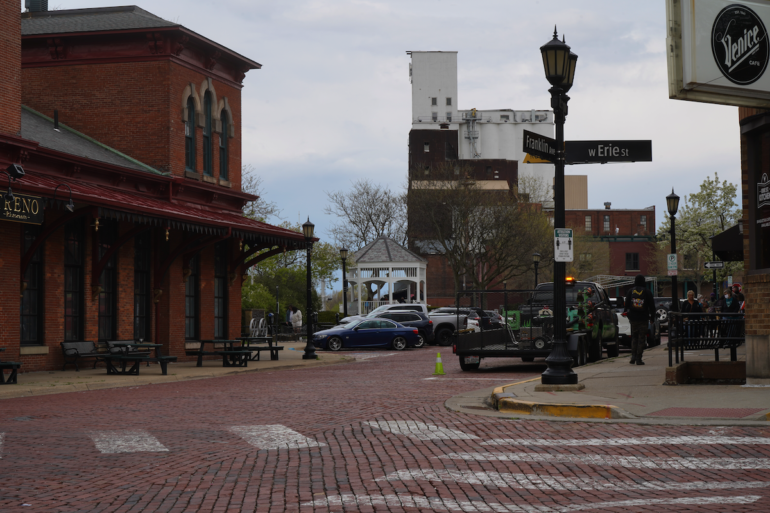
{"left": 433, "top": 352, "right": 445, "bottom": 375}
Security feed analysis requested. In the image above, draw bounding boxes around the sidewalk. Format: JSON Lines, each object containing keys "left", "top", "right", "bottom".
{"left": 0, "top": 342, "right": 352, "bottom": 400}
{"left": 446, "top": 343, "right": 770, "bottom": 425}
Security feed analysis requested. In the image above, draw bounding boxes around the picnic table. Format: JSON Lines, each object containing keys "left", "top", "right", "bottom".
{"left": 238, "top": 336, "right": 284, "bottom": 361}
{"left": 191, "top": 340, "right": 251, "bottom": 367}
{"left": 104, "top": 342, "right": 177, "bottom": 376}
{"left": 0, "top": 348, "right": 20, "bottom": 385}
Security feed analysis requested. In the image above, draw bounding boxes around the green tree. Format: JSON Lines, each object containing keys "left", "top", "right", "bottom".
{"left": 657, "top": 173, "right": 743, "bottom": 295}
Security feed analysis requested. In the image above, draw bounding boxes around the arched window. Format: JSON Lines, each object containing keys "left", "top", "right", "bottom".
{"left": 185, "top": 97, "right": 196, "bottom": 172}
{"left": 203, "top": 91, "right": 213, "bottom": 176}
{"left": 219, "top": 109, "right": 229, "bottom": 181}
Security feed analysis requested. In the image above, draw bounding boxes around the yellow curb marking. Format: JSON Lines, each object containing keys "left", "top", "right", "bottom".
{"left": 492, "top": 377, "right": 541, "bottom": 396}
{"left": 497, "top": 398, "right": 617, "bottom": 419}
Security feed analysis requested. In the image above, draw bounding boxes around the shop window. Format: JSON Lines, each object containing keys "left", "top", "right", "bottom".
{"left": 185, "top": 254, "right": 200, "bottom": 340}
{"left": 98, "top": 220, "right": 118, "bottom": 342}
{"left": 21, "top": 226, "right": 44, "bottom": 346}
{"left": 604, "top": 215, "right": 610, "bottom": 233}
{"left": 202, "top": 91, "right": 213, "bottom": 176}
{"left": 219, "top": 109, "right": 229, "bottom": 181}
{"left": 625, "top": 252, "right": 639, "bottom": 271}
{"left": 64, "top": 220, "right": 84, "bottom": 342}
{"left": 185, "top": 97, "right": 196, "bottom": 172}
{"left": 214, "top": 241, "right": 228, "bottom": 339}
{"left": 585, "top": 215, "right": 592, "bottom": 231}
{"left": 134, "top": 230, "right": 152, "bottom": 341}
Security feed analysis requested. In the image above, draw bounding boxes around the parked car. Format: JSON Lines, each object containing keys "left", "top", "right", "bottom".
{"left": 339, "top": 303, "right": 428, "bottom": 325}
{"left": 484, "top": 310, "right": 504, "bottom": 325}
{"left": 427, "top": 309, "right": 470, "bottom": 346}
{"left": 372, "top": 311, "right": 433, "bottom": 348}
{"left": 654, "top": 297, "right": 672, "bottom": 332}
{"left": 431, "top": 307, "right": 502, "bottom": 331}
{"left": 312, "top": 319, "right": 420, "bottom": 351}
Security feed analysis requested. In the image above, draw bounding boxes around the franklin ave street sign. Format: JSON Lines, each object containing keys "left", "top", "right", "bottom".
{"left": 523, "top": 129, "right": 557, "bottom": 163}
{"left": 565, "top": 140, "right": 652, "bottom": 164}
{"left": 705, "top": 261, "right": 725, "bottom": 270}
{"left": 2, "top": 193, "right": 44, "bottom": 225}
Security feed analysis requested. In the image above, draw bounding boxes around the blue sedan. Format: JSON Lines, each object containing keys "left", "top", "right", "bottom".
{"left": 313, "top": 319, "right": 420, "bottom": 351}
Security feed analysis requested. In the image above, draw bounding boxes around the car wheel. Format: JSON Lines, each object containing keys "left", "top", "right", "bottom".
{"left": 459, "top": 356, "right": 481, "bottom": 371}
{"left": 391, "top": 336, "right": 407, "bottom": 351}
{"left": 657, "top": 308, "right": 668, "bottom": 323}
{"left": 414, "top": 332, "right": 426, "bottom": 349}
{"left": 436, "top": 328, "right": 453, "bottom": 346}
{"left": 521, "top": 357, "right": 535, "bottom": 362}
{"left": 327, "top": 337, "right": 343, "bottom": 351}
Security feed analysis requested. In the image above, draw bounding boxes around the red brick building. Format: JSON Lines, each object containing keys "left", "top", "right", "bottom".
{"left": 0, "top": 4, "right": 307, "bottom": 372}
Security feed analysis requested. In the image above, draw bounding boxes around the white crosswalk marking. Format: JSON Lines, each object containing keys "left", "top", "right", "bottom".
{"left": 481, "top": 436, "right": 770, "bottom": 447}
{"left": 364, "top": 420, "right": 478, "bottom": 440}
{"left": 377, "top": 469, "right": 770, "bottom": 492}
{"left": 441, "top": 451, "right": 770, "bottom": 470}
{"left": 88, "top": 430, "right": 168, "bottom": 454}
{"left": 229, "top": 425, "right": 326, "bottom": 450}
{"left": 302, "top": 494, "right": 761, "bottom": 512}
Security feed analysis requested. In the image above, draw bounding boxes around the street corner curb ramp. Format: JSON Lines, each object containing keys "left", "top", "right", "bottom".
{"left": 491, "top": 386, "right": 633, "bottom": 420}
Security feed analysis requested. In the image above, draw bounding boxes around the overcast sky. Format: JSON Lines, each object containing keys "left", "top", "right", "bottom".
{"left": 36, "top": 1, "right": 742, "bottom": 259}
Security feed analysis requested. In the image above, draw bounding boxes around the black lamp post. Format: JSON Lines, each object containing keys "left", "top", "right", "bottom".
{"left": 533, "top": 252, "right": 542, "bottom": 288}
{"left": 302, "top": 217, "right": 317, "bottom": 360}
{"left": 340, "top": 248, "right": 349, "bottom": 317}
{"left": 667, "top": 189, "right": 680, "bottom": 313}
{"left": 709, "top": 235, "right": 718, "bottom": 298}
{"left": 540, "top": 28, "right": 579, "bottom": 386}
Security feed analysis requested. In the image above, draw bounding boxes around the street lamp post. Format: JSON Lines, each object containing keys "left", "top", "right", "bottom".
{"left": 533, "top": 252, "right": 542, "bottom": 288}
{"left": 302, "top": 217, "right": 318, "bottom": 360}
{"left": 709, "top": 235, "right": 718, "bottom": 298}
{"left": 667, "top": 189, "right": 680, "bottom": 313}
{"left": 340, "top": 248, "right": 349, "bottom": 318}
{"left": 540, "top": 28, "right": 579, "bottom": 386}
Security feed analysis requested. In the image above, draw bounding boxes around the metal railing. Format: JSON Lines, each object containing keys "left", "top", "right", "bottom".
{"left": 667, "top": 312, "right": 745, "bottom": 366}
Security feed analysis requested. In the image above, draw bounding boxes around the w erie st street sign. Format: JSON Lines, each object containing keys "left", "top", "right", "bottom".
{"left": 565, "top": 140, "right": 652, "bottom": 165}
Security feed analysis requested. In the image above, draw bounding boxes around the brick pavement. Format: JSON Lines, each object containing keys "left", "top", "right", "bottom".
{"left": 0, "top": 348, "right": 769, "bottom": 512}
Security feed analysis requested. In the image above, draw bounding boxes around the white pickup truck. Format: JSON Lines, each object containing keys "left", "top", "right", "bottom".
{"left": 340, "top": 304, "right": 468, "bottom": 347}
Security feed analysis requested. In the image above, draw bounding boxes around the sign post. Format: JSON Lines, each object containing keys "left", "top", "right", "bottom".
{"left": 667, "top": 253, "right": 678, "bottom": 276}
{"left": 554, "top": 228, "right": 574, "bottom": 263}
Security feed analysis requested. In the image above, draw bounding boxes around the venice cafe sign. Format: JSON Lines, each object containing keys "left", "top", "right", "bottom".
{"left": 667, "top": 0, "right": 770, "bottom": 108}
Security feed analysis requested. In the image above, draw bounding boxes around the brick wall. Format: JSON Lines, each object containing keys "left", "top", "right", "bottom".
{"left": 0, "top": 222, "right": 21, "bottom": 363}
{"left": 0, "top": 0, "right": 21, "bottom": 135}
{"left": 566, "top": 209, "right": 655, "bottom": 237}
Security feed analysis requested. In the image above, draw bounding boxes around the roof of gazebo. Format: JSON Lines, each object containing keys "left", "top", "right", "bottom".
{"left": 354, "top": 236, "right": 426, "bottom": 264}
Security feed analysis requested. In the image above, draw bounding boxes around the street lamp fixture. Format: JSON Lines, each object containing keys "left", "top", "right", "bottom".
{"left": 539, "top": 27, "right": 579, "bottom": 386}
{"left": 667, "top": 189, "right": 680, "bottom": 313}
{"left": 340, "top": 247, "right": 349, "bottom": 317}
{"left": 1, "top": 171, "right": 15, "bottom": 204}
{"left": 302, "top": 217, "right": 318, "bottom": 360}
{"left": 533, "top": 252, "right": 542, "bottom": 288}
{"left": 53, "top": 183, "right": 75, "bottom": 213}
{"left": 6, "top": 163, "right": 25, "bottom": 180}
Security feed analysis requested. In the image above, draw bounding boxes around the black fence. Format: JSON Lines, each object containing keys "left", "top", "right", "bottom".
{"left": 668, "top": 312, "right": 745, "bottom": 366}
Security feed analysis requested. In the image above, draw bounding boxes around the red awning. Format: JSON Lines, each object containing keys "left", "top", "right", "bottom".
{"left": 14, "top": 173, "right": 307, "bottom": 245}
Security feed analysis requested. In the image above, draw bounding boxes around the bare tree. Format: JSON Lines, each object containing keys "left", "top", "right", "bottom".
{"left": 517, "top": 174, "right": 553, "bottom": 205}
{"left": 242, "top": 165, "right": 282, "bottom": 222}
{"left": 324, "top": 179, "right": 407, "bottom": 250}
{"left": 408, "top": 163, "right": 553, "bottom": 295}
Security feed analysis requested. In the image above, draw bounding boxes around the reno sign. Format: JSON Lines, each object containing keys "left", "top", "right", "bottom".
{"left": 667, "top": 0, "right": 770, "bottom": 108}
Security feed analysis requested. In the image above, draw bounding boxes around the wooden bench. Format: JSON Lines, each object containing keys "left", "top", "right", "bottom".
{"left": 186, "top": 341, "right": 251, "bottom": 367}
{"left": 247, "top": 345, "right": 284, "bottom": 361}
{"left": 60, "top": 341, "right": 104, "bottom": 371}
{"left": 669, "top": 312, "right": 745, "bottom": 365}
{"left": 104, "top": 354, "right": 177, "bottom": 376}
{"left": 0, "top": 362, "right": 21, "bottom": 384}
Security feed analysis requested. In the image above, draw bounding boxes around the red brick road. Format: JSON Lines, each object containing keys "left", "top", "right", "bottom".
{"left": 1, "top": 349, "right": 769, "bottom": 512}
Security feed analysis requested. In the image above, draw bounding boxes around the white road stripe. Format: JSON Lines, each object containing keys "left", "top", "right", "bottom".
{"left": 364, "top": 420, "right": 478, "bottom": 440}
{"left": 229, "top": 425, "right": 325, "bottom": 450}
{"left": 442, "top": 451, "right": 770, "bottom": 470}
{"left": 349, "top": 353, "right": 399, "bottom": 360}
{"left": 302, "top": 494, "right": 761, "bottom": 512}
{"left": 481, "top": 436, "right": 770, "bottom": 447}
{"left": 88, "top": 430, "right": 168, "bottom": 454}
{"left": 377, "top": 469, "right": 770, "bottom": 492}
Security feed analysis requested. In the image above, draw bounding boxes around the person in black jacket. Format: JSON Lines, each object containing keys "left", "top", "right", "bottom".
{"left": 624, "top": 274, "right": 656, "bottom": 365}
{"left": 681, "top": 290, "right": 703, "bottom": 338}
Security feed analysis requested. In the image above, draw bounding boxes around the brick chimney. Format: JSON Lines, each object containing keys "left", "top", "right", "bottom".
{"left": 0, "top": 0, "right": 21, "bottom": 136}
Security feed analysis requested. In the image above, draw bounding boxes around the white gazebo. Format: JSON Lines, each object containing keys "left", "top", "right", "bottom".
{"left": 347, "top": 237, "right": 427, "bottom": 315}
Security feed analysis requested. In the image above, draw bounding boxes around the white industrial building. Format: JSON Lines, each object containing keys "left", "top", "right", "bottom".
{"left": 407, "top": 50, "right": 555, "bottom": 187}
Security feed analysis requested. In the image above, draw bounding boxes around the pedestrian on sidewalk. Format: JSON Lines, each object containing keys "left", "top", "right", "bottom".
{"left": 291, "top": 305, "right": 303, "bottom": 341}
{"left": 623, "top": 274, "right": 656, "bottom": 365}
{"left": 681, "top": 290, "right": 703, "bottom": 338}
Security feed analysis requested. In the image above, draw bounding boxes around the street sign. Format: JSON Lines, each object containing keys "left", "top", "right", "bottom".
{"left": 523, "top": 130, "right": 557, "bottom": 163}
{"left": 704, "top": 261, "right": 725, "bottom": 270}
{"left": 554, "top": 228, "right": 573, "bottom": 263}
{"left": 565, "top": 140, "right": 652, "bottom": 164}
{"left": 522, "top": 153, "right": 552, "bottom": 164}
{"left": 667, "top": 253, "right": 677, "bottom": 276}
